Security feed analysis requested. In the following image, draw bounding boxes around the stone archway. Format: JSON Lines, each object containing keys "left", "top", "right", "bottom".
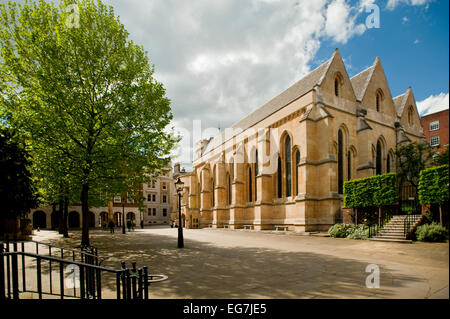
{"left": 33, "top": 211, "right": 47, "bottom": 229}
{"left": 68, "top": 211, "right": 80, "bottom": 229}
{"left": 51, "top": 211, "right": 59, "bottom": 230}
{"left": 100, "top": 212, "right": 108, "bottom": 227}
{"left": 88, "top": 211, "right": 96, "bottom": 228}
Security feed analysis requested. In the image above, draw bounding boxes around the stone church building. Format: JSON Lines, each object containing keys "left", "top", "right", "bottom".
{"left": 178, "top": 49, "right": 424, "bottom": 232}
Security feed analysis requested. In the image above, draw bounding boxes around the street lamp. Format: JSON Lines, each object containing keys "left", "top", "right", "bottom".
{"left": 122, "top": 195, "right": 126, "bottom": 234}
{"left": 175, "top": 177, "right": 184, "bottom": 248}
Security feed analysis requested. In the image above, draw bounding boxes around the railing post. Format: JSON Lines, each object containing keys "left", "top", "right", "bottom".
{"left": 116, "top": 271, "right": 121, "bottom": 299}
{"left": 79, "top": 264, "right": 85, "bottom": 299}
{"left": 121, "top": 262, "right": 127, "bottom": 299}
{"left": 138, "top": 268, "right": 143, "bottom": 299}
{"left": 49, "top": 246, "right": 53, "bottom": 295}
{"left": 21, "top": 242, "right": 26, "bottom": 292}
{"left": 126, "top": 268, "right": 131, "bottom": 300}
{"left": 5, "top": 237, "right": 10, "bottom": 299}
{"left": 37, "top": 257, "right": 42, "bottom": 299}
{"left": 0, "top": 243, "right": 5, "bottom": 300}
{"left": 60, "top": 262, "right": 64, "bottom": 299}
{"left": 131, "top": 262, "right": 137, "bottom": 299}
{"left": 143, "top": 266, "right": 149, "bottom": 300}
{"left": 96, "top": 268, "right": 102, "bottom": 299}
{"left": 12, "top": 242, "right": 19, "bottom": 299}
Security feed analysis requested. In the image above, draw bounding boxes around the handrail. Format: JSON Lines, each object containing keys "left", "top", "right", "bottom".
{"left": 1, "top": 238, "right": 111, "bottom": 266}
{"left": 1, "top": 242, "right": 155, "bottom": 300}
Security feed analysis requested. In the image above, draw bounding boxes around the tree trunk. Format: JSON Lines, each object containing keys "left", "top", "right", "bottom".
{"left": 58, "top": 200, "right": 64, "bottom": 234}
{"left": 439, "top": 205, "right": 443, "bottom": 227}
{"left": 63, "top": 198, "right": 69, "bottom": 238}
{"left": 378, "top": 207, "right": 381, "bottom": 227}
{"left": 81, "top": 183, "right": 90, "bottom": 247}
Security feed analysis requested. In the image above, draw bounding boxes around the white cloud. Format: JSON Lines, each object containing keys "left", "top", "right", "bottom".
{"left": 417, "top": 92, "right": 449, "bottom": 117}
{"left": 414, "top": 39, "right": 420, "bottom": 44}
{"left": 324, "top": 0, "right": 366, "bottom": 44}
{"left": 402, "top": 16, "right": 409, "bottom": 23}
{"left": 386, "top": 0, "right": 431, "bottom": 10}
{"left": 97, "top": 0, "right": 422, "bottom": 168}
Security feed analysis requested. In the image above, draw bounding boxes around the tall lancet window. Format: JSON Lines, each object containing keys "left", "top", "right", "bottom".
{"left": 255, "top": 150, "right": 258, "bottom": 201}
{"left": 334, "top": 78, "right": 339, "bottom": 97}
{"left": 277, "top": 156, "right": 282, "bottom": 198}
{"left": 248, "top": 167, "right": 252, "bottom": 202}
{"left": 227, "top": 173, "right": 231, "bottom": 205}
{"left": 387, "top": 153, "right": 391, "bottom": 173}
{"left": 347, "top": 151, "right": 351, "bottom": 181}
{"left": 285, "top": 136, "right": 292, "bottom": 197}
{"left": 338, "top": 130, "right": 344, "bottom": 194}
{"left": 295, "top": 150, "right": 300, "bottom": 195}
{"left": 376, "top": 140, "right": 382, "bottom": 175}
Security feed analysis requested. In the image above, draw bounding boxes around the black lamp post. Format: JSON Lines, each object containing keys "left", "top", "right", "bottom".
{"left": 175, "top": 177, "right": 184, "bottom": 248}
{"left": 122, "top": 196, "right": 126, "bottom": 234}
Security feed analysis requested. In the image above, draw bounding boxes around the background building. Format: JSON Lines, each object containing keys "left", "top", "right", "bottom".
{"left": 29, "top": 165, "right": 175, "bottom": 230}
{"left": 420, "top": 109, "right": 449, "bottom": 152}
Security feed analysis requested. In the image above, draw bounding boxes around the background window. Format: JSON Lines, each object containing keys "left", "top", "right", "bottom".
{"left": 430, "top": 121, "right": 439, "bottom": 131}
{"left": 163, "top": 195, "right": 167, "bottom": 203}
{"left": 430, "top": 136, "right": 440, "bottom": 147}
{"left": 163, "top": 208, "right": 167, "bottom": 217}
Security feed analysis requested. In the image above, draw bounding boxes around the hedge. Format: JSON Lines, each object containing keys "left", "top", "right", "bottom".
{"left": 344, "top": 173, "right": 397, "bottom": 208}
{"left": 418, "top": 165, "right": 449, "bottom": 205}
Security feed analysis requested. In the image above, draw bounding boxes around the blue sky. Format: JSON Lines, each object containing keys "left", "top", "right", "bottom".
{"left": 1, "top": 0, "right": 448, "bottom": 168}
{"left": 313, "top": 0, "right": 449, "bottom": 104}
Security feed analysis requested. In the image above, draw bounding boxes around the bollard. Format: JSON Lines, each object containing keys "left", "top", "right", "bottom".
{"left": 143, "top": 266, "right": 149, "bottom": 299}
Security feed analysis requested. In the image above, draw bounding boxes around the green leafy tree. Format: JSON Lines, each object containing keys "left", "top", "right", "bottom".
{"left": 0, "top": 0, "right": 178, "bottom": 246}
{"left": 0, "top": 127, "right": 38, "bottom": 236}
{"left": 395, "top": 141, "right": 433, "bottom": 194}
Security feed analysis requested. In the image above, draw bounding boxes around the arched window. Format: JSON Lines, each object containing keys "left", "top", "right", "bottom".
{"left": 376, "top": 140, "right": 382, "bottom": 175}
{"left": 334, "top": 77, "right": 339, "bottom": 97}
{"left": 255, "top": 150, "right": 258, "bottom": 201}
{"left": 347, "top": 151, "right": 351, "bottom": 181}
{"left": 211, "top": 178, "right": 215, "bottom": 207}
{"left": 277, "top": 156, "right": 282, "bottom": 198}
{"left": 285, "top": 136, "right": 292, "bottom": 197}
{"left": 338, "top": 130, "right": 344, "bottom": 194}
{"left": 408, "top": 106, "right": 414, "bottom": 125}
{"left": 227, "top": 173, "right": 231, "bottom": 205}
{"left": 248, "top": 167, "right": 252, "bottom": 202}
{"left": 295, "top": 150, "right": 300, "bottom": 195}
{"left": 376, "top": 90, "right": 383, "bottom": 112}
{"left": 387, "top": 153, "right": 391, "bottom": 173}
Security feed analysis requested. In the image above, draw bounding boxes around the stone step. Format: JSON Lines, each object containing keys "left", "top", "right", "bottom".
{"left": 369, "top": 237, "right": 413, "bottom": 244}
{"left": 375, "top": 234, "right": 406, "bottom": 239}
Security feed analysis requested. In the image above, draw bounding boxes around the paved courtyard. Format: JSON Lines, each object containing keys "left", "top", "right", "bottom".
{"left": 30, "top": 227, "right": 449, "bottom": 299}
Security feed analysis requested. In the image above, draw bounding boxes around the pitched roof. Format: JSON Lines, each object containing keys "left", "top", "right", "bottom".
{"left": 393, "top": 87, "right": 412, "bottom": 118}
{"left": 350, "top": 66, "right": 375, "bottom": 101}
{"left": 231, "top": 53, "right": 336, "bottom": 132}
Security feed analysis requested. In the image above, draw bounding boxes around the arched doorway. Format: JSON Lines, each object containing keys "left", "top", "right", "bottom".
{"left": 68, "top": 211, "right": 80, "bottom": 228}
{"left": 126, "top": 212, "right": 136, "bottom": 221}
{"left": 100, "top": 212, "right": 108, "bottom": 227}
{"left": 51, "top": 211, "right": 59, "bottom": 230}
{"left": 88, "top": 211, "right": 96, "bottom": 228}
{"left": 114, "top": 212, "right": 122, "bottom": 227}
{"left": 33, "top": 211, "right": 47, "bottom": 229}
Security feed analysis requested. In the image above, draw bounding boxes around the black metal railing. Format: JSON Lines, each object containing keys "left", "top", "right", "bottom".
{"left": 403, "top": 214, "right": 417, "bottom": 238}
{"left": 367, "top": 213, "right": 393, "bottom": 239}
{"left": 1, "top": 241, "right": 164, "bottom": 300}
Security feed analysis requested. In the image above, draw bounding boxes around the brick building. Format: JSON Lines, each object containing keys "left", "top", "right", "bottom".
{"left": 420, "top": 109, "right": 449, "bottom": 152}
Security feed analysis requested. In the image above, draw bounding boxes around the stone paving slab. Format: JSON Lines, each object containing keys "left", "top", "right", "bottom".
{"left": 19, "top": 227, "right": 449, "bottom": 299}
